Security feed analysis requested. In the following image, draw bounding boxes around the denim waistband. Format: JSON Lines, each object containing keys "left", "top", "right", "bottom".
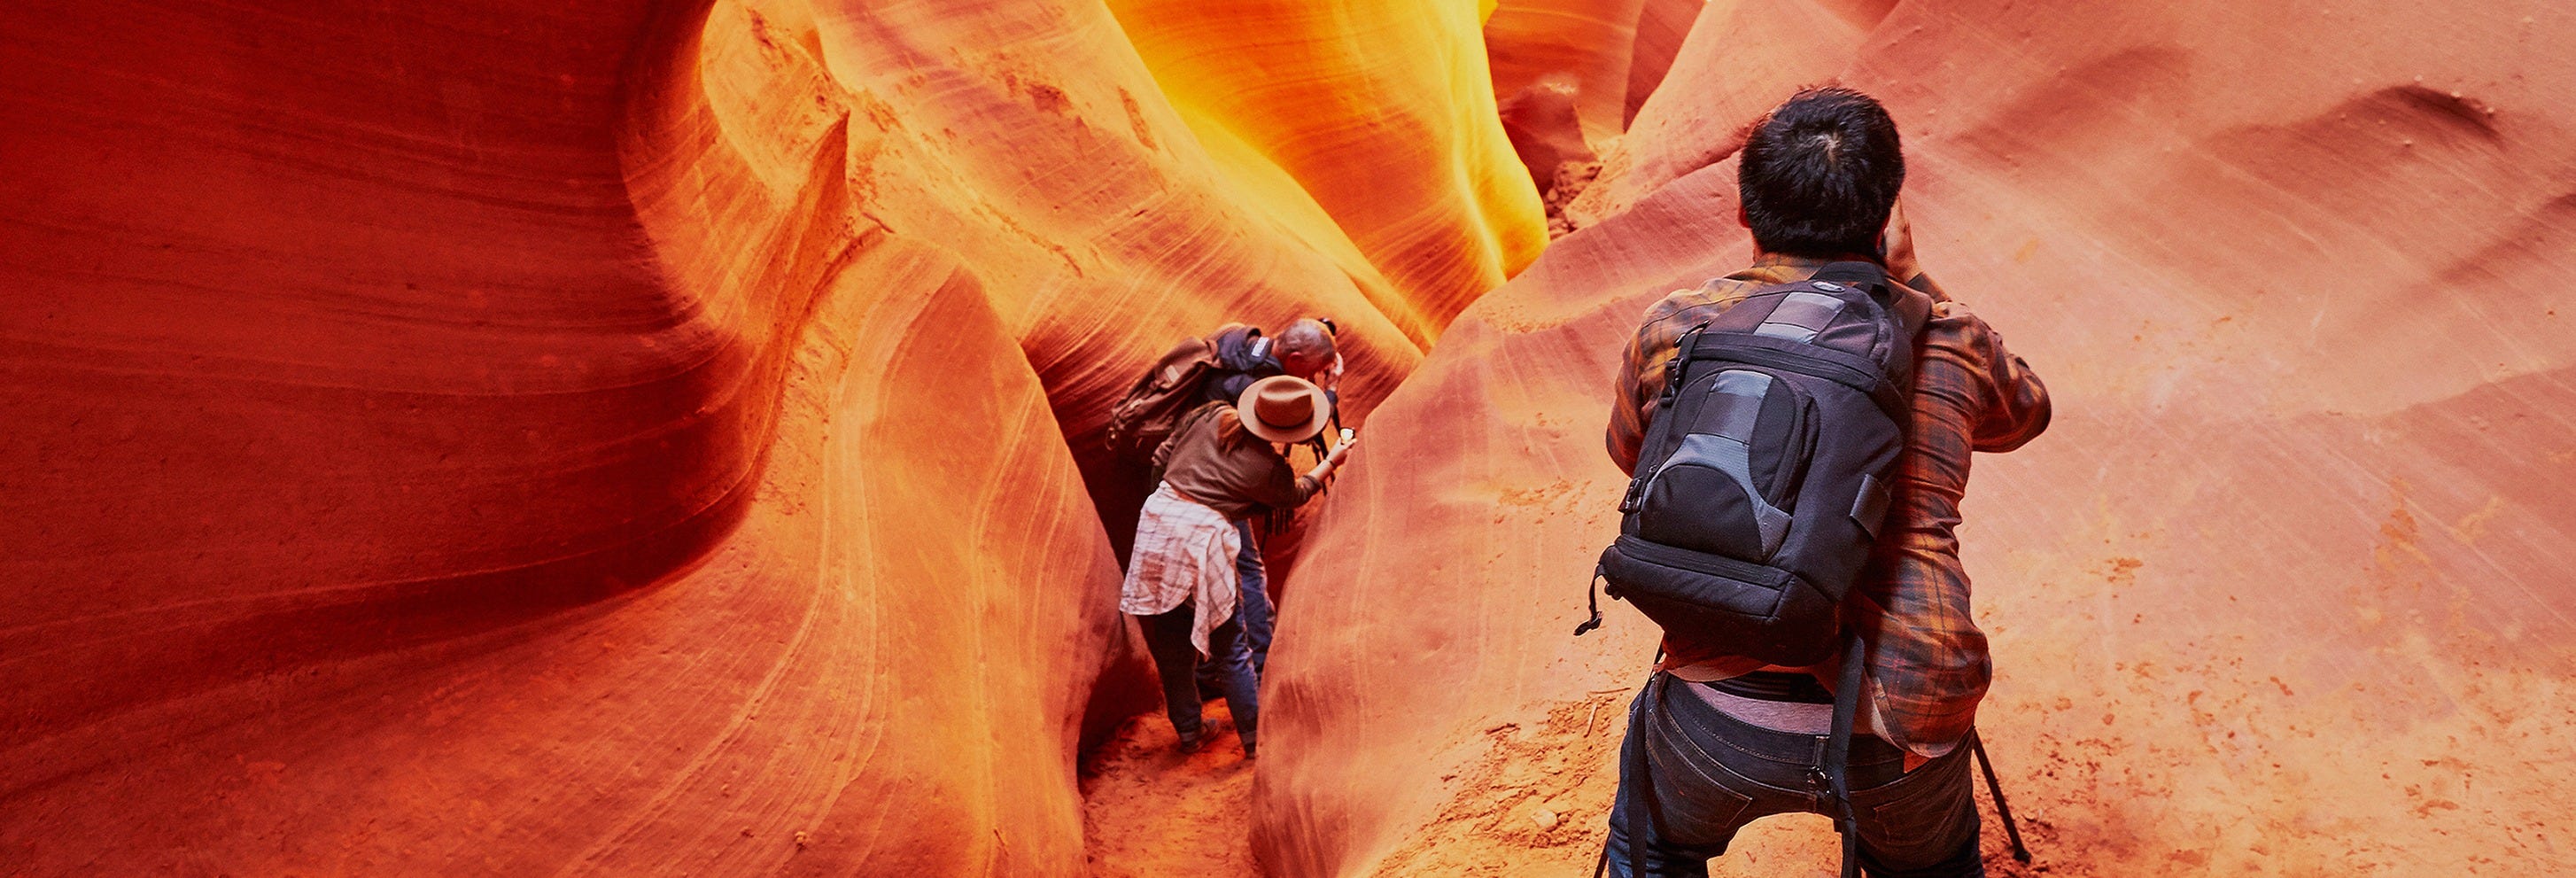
{"left": 1658, "top": 677, "right": 1909, "bottom": 789}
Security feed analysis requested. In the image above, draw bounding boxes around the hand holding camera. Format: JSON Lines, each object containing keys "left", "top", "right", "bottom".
{"left": 1310, "top": 426, "right": 1358, "bottom": 483}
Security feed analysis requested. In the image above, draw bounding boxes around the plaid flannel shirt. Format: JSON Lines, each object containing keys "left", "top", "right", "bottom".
{"left": 1605, "top": 254, "right": 2051, "bottom": 758}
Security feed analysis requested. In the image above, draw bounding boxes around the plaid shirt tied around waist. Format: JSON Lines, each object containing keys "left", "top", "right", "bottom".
{"left": 1605, "top": 254, "right": 2052, "bottom": 758}
{"left": 1121, "top": 482, "right": 1243, "bottom": 658}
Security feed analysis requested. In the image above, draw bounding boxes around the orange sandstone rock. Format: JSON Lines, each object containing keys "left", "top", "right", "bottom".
{"left": 1570, "top": 0, "right": 1889, "bottom": 226}
{"left": 1, "top": 2, "right": 1142, "bottom": 871}
{"left": 1486, "top": 0, "right": 1706, "bottom": 144}
{"left": 1256, "top": 2, "right": 2576, "bottom": 875}
{"left": 1107, "top": 0, "right": 1550, "bottom": 343}
{"left": 0, "top": 0, "right": 1525, "bottom": 871}
{"left": 6, "top": 0, "right": 2574, "bottom": 874}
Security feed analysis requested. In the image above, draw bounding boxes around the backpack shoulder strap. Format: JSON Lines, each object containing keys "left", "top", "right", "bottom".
{"left": 1618, "top": 321, "right": 1713, "bottom": 511}
{"left": 1812, "top": 260, "right": 1931, "bottom": 340}
{"left": 1823, "top": 633, "right": 1868, "bottom": 878}
{"left": 1663, "top": 321, "right": 1714, "bottom": 405}
{"left": 1623, "top": 672, "right": 1674, "bottom": 878}
{"left": 1141, "top": 333, "right": 1220, "bottom": 384}
{"left": 1208, "top": 322, "right": 1269, "bottom": 367}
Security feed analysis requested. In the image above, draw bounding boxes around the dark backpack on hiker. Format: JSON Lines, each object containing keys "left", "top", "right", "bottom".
{"left": 1583, "top": 260, "right": 1930, "bottom": 664}
{"left": 1106, "top": 323, "right": 1274, "bottom": 467}
{"left": 1579, "top": 261, "right": 1938, "bottom": 878}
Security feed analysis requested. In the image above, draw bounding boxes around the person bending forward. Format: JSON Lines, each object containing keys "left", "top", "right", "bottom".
{"left": 1121, "top": 375, "right": 1354, "bottom": 758}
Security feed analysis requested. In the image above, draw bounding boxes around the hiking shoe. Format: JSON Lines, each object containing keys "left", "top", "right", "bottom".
{"left": 1240, "top": 740, "right": 1257, "bottom": 759}
{"left": 1175, "top": 730, "right": 1205, "bottom": 753}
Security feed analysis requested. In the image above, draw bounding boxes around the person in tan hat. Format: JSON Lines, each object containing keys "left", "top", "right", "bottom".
{"left": 1188, "top": 318, "right": 1339, "bottom": 699}
{"left": 1121, "top": 376, "right": 1355, "bottom": 758}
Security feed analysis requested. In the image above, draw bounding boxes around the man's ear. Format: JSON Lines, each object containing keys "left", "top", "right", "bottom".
{"left": 1736, "top": 204, "right": 1752, "bottom": 229}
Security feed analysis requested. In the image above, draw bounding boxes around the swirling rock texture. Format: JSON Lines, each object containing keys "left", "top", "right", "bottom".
{"left": 0, "top": 0, "right": 1535, "bottom": 874}
{"left": 1485, "top": 0, "right": 1703, "bottom": 144}
{"left": 1484, "top": 0, "right": 1700, "bottom": 209}
{"left": 6, "top": 0, "right": 2574, "bottom": 875}
{"left": 1261, "top": 1, "right": 2576, "bottom": 875}
{"left": 1109, "top": 0, "right": 1548, "bottom": 344}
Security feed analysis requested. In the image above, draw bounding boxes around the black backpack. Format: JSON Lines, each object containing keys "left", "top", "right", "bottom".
{"left": 1582, "top": 260, "right": 1929, "bottom": 665}
{"left": 1580, "top": 260, "right": 1932, "bottom": 878}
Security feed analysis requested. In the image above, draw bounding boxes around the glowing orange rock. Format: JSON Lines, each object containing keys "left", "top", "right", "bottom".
{"left": 1486, "top": 0, "right": 1706, "bottom": 143}
{"left": 2, "top": 1, "right": 1139, "bottom": 871}
{"left": 1571, "top": 0, "right": 1892, "bottom": 225}
{"left": 1106, "top": 0, "right": 1550, "bottom": 343}
{"left": 8, "top": 0, "right": 2571, "bottom": 874}
{"left": 0, "top": 0, "right": 1526, "bottom": 871}
{"left": 739, "top": 0, "right": 1532, "bottom": 556}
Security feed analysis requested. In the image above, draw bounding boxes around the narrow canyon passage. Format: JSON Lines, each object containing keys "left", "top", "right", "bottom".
{"left": 1082, "top": 703, "right": 1260, "bottom": 876}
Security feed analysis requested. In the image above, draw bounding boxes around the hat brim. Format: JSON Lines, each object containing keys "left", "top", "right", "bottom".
{"left": 1238, "top": 377, "right": 1331, "bottom": 444}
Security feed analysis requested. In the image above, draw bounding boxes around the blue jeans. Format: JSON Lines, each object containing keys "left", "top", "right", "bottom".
{"left": 1603, "top": 674, "right": 1982, "bottom": 878}
{"left": 1137, "top": 601, "right": 1258, "bottom": 751}
{"left": 1198, "top": 519, "right": 1271, "bottom": 693}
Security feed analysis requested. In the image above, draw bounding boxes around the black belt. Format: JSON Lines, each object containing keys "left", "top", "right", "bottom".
{"left": 1706, "top": 670, "right": 1835, "bottom": 704}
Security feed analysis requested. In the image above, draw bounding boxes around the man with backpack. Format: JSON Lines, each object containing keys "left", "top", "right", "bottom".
{"left": 1589, "top": 88, "right": 2051, "bottom": 877}
{"left": 1108, "top": 317, "right": 1344, "bottom": 688}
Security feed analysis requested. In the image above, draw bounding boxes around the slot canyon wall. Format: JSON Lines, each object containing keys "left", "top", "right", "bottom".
{"left": 1260, "top": 0, "right": 2576, "bottom": 875}
{"left": 2, "top": 0, "right": 1536, "bottom": 873}
{"left": 2, "top": 1, "right": 2571, "bottom": 877}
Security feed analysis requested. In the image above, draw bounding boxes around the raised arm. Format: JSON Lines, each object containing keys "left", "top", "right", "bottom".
{"left": 1604, "top": 326, "right": 1657, "bottom": 476}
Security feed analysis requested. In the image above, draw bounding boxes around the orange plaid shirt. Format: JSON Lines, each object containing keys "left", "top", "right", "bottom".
{"left": 1605, "top": 254, "right": 2052, "bottom": 757}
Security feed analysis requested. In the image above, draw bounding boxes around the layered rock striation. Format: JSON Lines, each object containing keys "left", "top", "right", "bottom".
{"left": 1257, "top": 2, "right": 2576, "bottom": 875}
{"left": 1, "top": 0, "right": 1537, "bottom": 872}
{"left": 5, "top": 0, "right": 2573, "bottom": 875}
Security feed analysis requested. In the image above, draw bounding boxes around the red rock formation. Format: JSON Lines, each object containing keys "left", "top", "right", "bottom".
{"left": 1497, "top": 74, "right": 1596, "bottom": 199}
{"left": 1486, "top": 0, "right": 1705, "bottom": 145}
{"left": 1569, "top": 0, "right": 1890, "bottom": 226}
{"left": 1257, "top": 2, "right": 2576, "bottom": 875}
{"left": 1, "top": 0, "right": 1139, "bottom": 869}
{"left": 7, "top": 0, "right": 2573, "bottom": 874}
{"left": 0, "top": 0, "right": 1535, "bottom": 872}
{"left": 1485, "top": 0, "right": 1703, "bottom": 206}
{"left": 1109, "top": 0, "right": 1548, "bottom": 343}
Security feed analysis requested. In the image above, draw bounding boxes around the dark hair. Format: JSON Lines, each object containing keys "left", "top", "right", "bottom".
{"left": 1737, "top": 87, "right": 1905, "bottom": 259}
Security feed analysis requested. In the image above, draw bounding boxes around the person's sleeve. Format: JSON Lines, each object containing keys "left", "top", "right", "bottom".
{"left": 1853, "top": 304, "right": 1997, "bottom": 754}
{"left": 1606, "top": 294, "right": 1690, "bottom": 476}
{"left": 1243, "top": 446, "right": 1322, "bottom": 510}
{"left": 1150, "top": 416, "right": 1184, "bottom": 472}
{"left": 1604, "top": 327, "right": 1655, "bottom": 476}
{"left": 1940, "top": 301, "right": 2052, "bottom": 453}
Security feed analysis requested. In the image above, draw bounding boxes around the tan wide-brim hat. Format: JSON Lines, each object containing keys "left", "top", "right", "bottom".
{"left": 1237, "top": 375, "right": 1331, "bottom": 444}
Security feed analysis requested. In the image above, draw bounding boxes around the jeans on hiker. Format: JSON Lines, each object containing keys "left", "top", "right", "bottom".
{"left": 1138, "top": 600, "right": 1259, "bottom": 752}
{"left": 1199, "top": 519, "right": 1271, "bottom": 695}
{"left": 1602, "top": 674, "right": 1982, "bottom": 878}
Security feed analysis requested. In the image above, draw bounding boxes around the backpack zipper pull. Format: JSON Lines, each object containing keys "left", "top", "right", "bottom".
{"left": 1573, "top": 564, "right": 1607, "bottom": 636}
